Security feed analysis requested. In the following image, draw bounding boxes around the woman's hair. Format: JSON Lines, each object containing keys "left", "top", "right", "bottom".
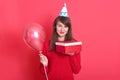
{"left": 49, "top": 16, "right": 74, "bottom": 51}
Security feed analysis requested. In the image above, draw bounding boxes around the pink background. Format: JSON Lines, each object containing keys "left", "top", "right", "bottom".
{"left": 0, "top": 0, "right": 120, "bottom": 80}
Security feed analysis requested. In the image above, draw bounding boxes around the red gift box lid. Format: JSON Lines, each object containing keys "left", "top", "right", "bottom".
{"left": 55, "top": 41, "right": 82, "bottom": 54}
{"left": 55, "top": 41, "right": 82, "bottom": 46}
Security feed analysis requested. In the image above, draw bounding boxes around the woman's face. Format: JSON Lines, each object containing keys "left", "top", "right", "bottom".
{"left": 56, "top": 21, "right": 69, "bottom": 37}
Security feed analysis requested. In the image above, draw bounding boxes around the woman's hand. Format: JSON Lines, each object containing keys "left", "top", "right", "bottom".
{"left": 66, "top": 52, "right": 75, "bottom": 56}
{"left": 39, "top": 52, "right": 48, "bottom": 67}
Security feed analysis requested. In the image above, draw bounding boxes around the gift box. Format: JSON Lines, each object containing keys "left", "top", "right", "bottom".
{"left": 55, "top": 41, "right": 82, "bottom": 54}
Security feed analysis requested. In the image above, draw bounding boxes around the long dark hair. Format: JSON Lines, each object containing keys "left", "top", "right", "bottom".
{"left": 49, "top": 16, "right": 74, "bottom": 51}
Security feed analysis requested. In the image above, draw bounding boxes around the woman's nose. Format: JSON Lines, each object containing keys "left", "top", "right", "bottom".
{"left": 61, "top": 28, "right": 64, "bottom": 31}
{"left": 61, "top": 27, "right": 65, "bottom": 31}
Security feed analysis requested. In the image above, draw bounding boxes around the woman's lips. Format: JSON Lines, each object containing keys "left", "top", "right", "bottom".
{"left": 60, "top": 32, "right": 64, "bottom": 34}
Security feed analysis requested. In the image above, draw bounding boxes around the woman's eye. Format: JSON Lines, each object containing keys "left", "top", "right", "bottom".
{"left": 58, "top": 25, "right": 62, "bottom": 27}
{"left": 65, "top": 26, "right": 68, "bottom": 28}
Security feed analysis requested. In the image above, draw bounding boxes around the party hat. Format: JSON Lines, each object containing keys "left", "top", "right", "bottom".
{"left": 59, "top": 3, "right": 69, "bottom": 17}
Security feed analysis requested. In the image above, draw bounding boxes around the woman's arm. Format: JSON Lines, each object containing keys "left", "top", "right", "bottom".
{"left": 39, "top": 52, "right": 48, "bottom": 67}
{"left": 39, "top": 41, "right": 49, "bottom": 73}
{"left": 69, "top": 50, "right": 81, "bottom": 74}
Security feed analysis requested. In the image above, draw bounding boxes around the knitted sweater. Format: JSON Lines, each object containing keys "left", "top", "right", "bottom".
{"left": 40, "top": 40, "right": 81, "bottom": 80}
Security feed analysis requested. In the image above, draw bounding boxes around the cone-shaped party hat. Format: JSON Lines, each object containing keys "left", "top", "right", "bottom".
{"left": 59, "top": 3, "right": 69, "bottom": 17}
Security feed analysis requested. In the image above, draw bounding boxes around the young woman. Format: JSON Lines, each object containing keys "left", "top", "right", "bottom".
{"left": 39, "top": 16, "right": 81, "bottom": 80}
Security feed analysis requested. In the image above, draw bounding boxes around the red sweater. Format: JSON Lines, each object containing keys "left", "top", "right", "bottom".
{"left": 40, "top": 41, "right": 81, "bottom": 80}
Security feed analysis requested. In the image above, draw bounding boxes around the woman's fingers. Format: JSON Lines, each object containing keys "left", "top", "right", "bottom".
{"left": 39, "top": 53, "right": 48, "bottom": 67}
{"left": 66, "top": 52, "right": 75, "bottom": 56}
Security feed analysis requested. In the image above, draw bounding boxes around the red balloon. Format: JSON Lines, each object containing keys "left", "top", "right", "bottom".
{"left": 23, "top": 23, "right": 45, "bottom": 51}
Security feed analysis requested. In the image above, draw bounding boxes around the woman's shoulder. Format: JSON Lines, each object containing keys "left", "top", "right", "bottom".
{"left": 71, "top": 38, "right": 78, "bottom": 42}
{"left": 43, "top": 40, "right": 50, "bottom": 46}
{"left": 42, "top": 40, "right": 51, "bottom": 51}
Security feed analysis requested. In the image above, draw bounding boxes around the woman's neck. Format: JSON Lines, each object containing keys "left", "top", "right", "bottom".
{"left": 58, "top": 36, "right": 65, "bottom": 41}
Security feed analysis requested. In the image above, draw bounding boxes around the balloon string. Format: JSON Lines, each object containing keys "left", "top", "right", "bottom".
{"left": 43, "top": 65, "right": 48, "bottom": 80}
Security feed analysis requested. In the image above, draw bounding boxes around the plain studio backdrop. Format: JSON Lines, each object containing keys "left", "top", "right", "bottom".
{"left": 0, "top": 0, "right": 120, "bottom": 80}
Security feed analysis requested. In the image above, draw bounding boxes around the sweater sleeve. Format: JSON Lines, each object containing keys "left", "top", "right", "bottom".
{"left": 40, "top": 41, "right": 49, "bottom": 74}
{"left": 69, "top": 46, "right": 82, "bottom": 74}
